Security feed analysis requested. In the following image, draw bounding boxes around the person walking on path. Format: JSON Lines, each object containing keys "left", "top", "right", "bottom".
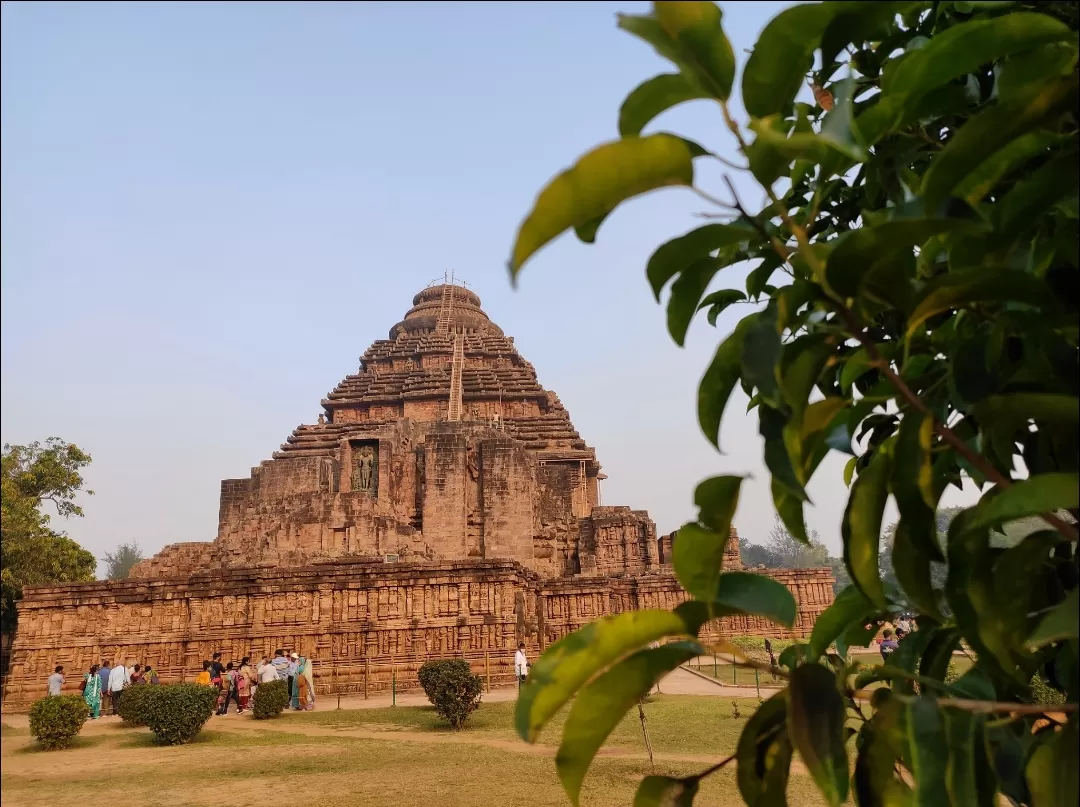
{"left": 879, "top": 629, "right": 900, "bottom": 662}
{"left": 47, "top": 665, "right": 65, "bottom": 696}
{"left": 143, "top": 663, "right": 160, "bottom": 685}
{"left": 195, "top": 660, "right": 213, "bottom": 687}
{"left": 237, "top": 657, "right": 254, "bottom": 711}
{"left": 290, "top": 654, "right": 315, "bottom": 711}
{"left": 514, "top": 643, "right": 529, "bottom": 685}
{"left": 82, "top": 664, "right": 103, "bottom": 719}
{"left": 107, "top": 661, "right": 129, "bottom": 715}
{"left": 98, "top": 661, "right": 112, "bottom": 713}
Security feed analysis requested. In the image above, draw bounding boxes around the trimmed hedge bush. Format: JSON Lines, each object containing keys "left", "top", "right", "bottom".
{"left": 252, "top": 679, "right": 290, "bottom": 720}
{"left": 28, "top": 695, "right": 90, "bottom": 750}
{"left": 117, "top": 685, "right": 155, "bottom": 727}
{"left": 418, "top": 658, "right": 483, "bottom": 730}
{"left": 418, "top": 659, "right": 464, "bottom": 701}
{"left": 142, "top": 683, "right": 217, "bottom": 745}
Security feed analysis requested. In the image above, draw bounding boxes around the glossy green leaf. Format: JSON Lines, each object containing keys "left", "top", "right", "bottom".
{"left": 994, "top": 530, "right": 1063, "bottom": 650}
{"left": 859, "top": 12, "right": 1075, "bottom": 145}
{"left": 943, "top": 711, "right": 996, "bottom": 807}
{"left": 809, "top": 585, "right": 877, "bottom": 660}
{"left": 921, "top": 73, "right": 1077, "bottom": 210}
{"left": 742, "top": 3, "right": 836, "bottom": 119}
{"left": 699, "top": 288, "right": 747, "bottom": 326}
{"left": 906, "top": 268, "right": 1058, "bottom": 337}
{"left": 993, "top": 148, "right": 1080, "bottom": 241}
{"left": 760, "top": 405, "right": 809, "bottom": 502}
{"left": 711, "top": 571, "right": 797, "bottom": 628}
{"left": 891, "top": 411, "right": 943, "bottom": 562}
{"left": 736, "top": 691, "right": 793, "bottom": 807}
{"left": 699, "top": 314, "right": 759, "bottom": 450}
{"left": 892, "top": 519, "right": 945, "bottom": 621}
{"left": 667, "top": 256, "right": 732, "bottom": 346}
{"left": 843, "top": 447, "right": 891, "bottom": 609}
{"left": 788, "top": 663, "right": 850, "bottom": 807}
{"left": 746, "top": 111, "right": 864, "bottom": 186}
{"left": 673, "top": 522, "right": 731, "bottom": 603}
{"left": 1028, "top": 588, "right": 1079, "bottom": 649}
{"left": 953, "top": 132, "right": 1069, "bottom": 204}
{"left": 634, "top": 776, "right": 700, "bottom": 807}
{"left": 826, "top": 218, "right": 987, "bottom": 299}
{"left": 996, "top": 41, "right": 1080, "bottom": 105}
{"left": 772, "top": 478, "right": 810, "bottom": 545}
{"left": 843, "top": 457, "right": 857, "bottom": 488}
{"left": 973, "top": 394, "right": 1080, "bottom": 429}
{"left": 557, "top": 641, "right": 704, "bottom": 805}
{"left": 514, "top": 609, "right": 699, "bottom": 742}
{"left": 964, "top": 473, "right": 1079, "bottom": 535}
{"left": 904, "top": 697, "right": 949, "bottom": 807}
{"left": 509, "top": 135, "right": 696, "bottom": 278}
{"left": 618, "top": 73, "right": 710, "bottom": 137}
{"left": 854, "top": 700, "right": 911, "bottom": 807}
{"left": 1026, "top": 717, "right": 1079, "bottom": 807}
{"left": 840, "top": 347, "right": 875, "bottom": 395}
{"left": 618, "top": 2, "right": 736, "bottom": 101}
{"left": 646, "top": 221, "right": 759, "bottom": 300}
{"left": 747, "top": 253, "right": 784, "bottom": 298}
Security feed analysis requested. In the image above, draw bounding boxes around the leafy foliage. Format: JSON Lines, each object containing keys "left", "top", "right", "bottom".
{"left": 116, "top": 685, "right": 154, "bottom": 727}
{"left": 103, "top": 540, "right": 143, "bottom": 580}
{"left": 252, "top": 679, "right": 289, "bottom": 720}
{"left": 507, "top": 2, "right": 1079, "bottom": 805}
{"left": 418, "top": 658, "right": 484, "bottom": 730}
{"left": 1, "top": 439, "right": 96, "bottom": 631}
{"left": 28, "top": 695, "right": 89, "bottom": 750}
{"left": 141, "top": 683, "right": 216, "bottom": 744}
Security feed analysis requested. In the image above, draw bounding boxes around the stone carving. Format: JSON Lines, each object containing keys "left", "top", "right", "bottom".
{"left": 2, "top": 283, "right": 834, "bottom": 709}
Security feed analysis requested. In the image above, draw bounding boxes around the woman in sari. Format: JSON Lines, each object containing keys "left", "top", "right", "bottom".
{"left": 290, "top": 656, "right": 315, "bottom": 711}
{"left": 83, "top": 664, "right": 103, "bottom": 719}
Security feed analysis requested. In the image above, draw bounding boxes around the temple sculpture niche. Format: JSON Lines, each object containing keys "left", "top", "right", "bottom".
{"left": 2, "top": 280, "right": 834, "bottom": 708}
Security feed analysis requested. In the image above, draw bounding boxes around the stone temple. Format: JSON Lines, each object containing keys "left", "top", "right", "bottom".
{"left": 2, "top": 282, "right": 834, "bottom": 708}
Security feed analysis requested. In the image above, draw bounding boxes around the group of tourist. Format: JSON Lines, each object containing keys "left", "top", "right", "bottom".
{"left": 47, "top": 660, "right": 161, "bottom": 719}
{"left": 193, "top": 649, "right": 315, "bottom": 714}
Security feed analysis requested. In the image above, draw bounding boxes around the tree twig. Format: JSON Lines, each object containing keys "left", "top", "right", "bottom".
{"left": 698, "top": 753, "right": 737, "bottom": 779}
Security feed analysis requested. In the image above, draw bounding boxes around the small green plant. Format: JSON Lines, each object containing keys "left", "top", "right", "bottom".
{"left": 731, "top": 700, "right": 741, "bottom": 719}
{"left": 417, "top": 659, "right": 462, "bottom": 701}
{"left": 28, "top": 695, "right": 89, "bottom": 750}
{"left": 252, "top": 680, "right": 290, "bottom": 720}
{"left": 142, "top": 683, "right": 216, "bottom": 745}
{"left": 420, "top": 658, "right": 483, "bottom": 730}
{"left": 116, "top": 685, "right": 154, "bottom": 727}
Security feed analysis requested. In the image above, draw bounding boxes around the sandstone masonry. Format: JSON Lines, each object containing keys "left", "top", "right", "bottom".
{"left": 2, "top": 282, "right": 834, "bottom": 708}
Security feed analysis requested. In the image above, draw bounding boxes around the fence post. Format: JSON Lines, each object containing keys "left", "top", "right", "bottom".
{"left": 364, "top": 656, "right": 369, "bottom": 700}
{"left": 755, "top": 667, "right": 760, "bottom": 699}
{"left": 732, "top": 654, "right": 737, "bottom": 684}
{"left": 485, "top": 651, "right": 490, "bottom": 692}
{"left": 391, "top": 656, "right": 396, "bottom": 707}
{"left": 335, "top": 659, "right": 341, "bottom": 710}
{"left": 713, "top": 653, "right": 717, "bottom": 677}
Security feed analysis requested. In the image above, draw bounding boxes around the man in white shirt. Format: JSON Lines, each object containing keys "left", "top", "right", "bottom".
{"left": 514, "top": 643, "right": 528, "bottom": 685}
{"left": 47, "top": 666, "right": 65, "bottom": 696}
{"left": 107, "top": 661, "right": 130, "bottom": 715}
{"left": 259, "top": 657, "right": 278, "bottom": 683}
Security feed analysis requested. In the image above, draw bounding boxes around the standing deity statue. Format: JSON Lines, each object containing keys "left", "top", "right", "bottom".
{"left": 358, "top": 447, "right": 374, "bottom": 491}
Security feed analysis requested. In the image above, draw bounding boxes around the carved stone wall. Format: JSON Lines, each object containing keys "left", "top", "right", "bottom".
{"left": 2, "top": 560, "right": 833, "bottom": 709}
{"left": 5, "top": 284, "right": 836, "bottom": 707}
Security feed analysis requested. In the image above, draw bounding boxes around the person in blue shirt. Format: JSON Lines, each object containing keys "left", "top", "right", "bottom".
{"left": 98, "top": 661, "right": 112, "bottom": 713}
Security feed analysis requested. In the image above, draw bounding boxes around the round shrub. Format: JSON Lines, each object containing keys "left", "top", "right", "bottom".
{"left": 252, "top": 679, "right": 290, "bottom": 720}
{"left": 418, "top": 659, "right": 466, "bottom": 701}
{"left": 117, "top": 685, "right": 155, "bottom": 727}
{"left": 28, "top": 695, "right": 90, "bottom": 750}
{"left": 142, "top": 683, "right": 216, "bottom": 745}
{"left": 420, "top": 658, "right": 483, "bottom": 730}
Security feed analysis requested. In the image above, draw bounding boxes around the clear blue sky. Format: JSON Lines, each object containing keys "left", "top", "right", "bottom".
{"left": 1, "top": 1, "right": 977, "bottom": 572}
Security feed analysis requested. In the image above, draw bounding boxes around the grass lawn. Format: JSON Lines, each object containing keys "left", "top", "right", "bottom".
{"left": 1, "top": 695, "right": 838, "bottom": 807}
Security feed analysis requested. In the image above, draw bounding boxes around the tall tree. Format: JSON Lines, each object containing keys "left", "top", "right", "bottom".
{"left": 1, "top": 439, "right": 97, "bottom": 631}
{"left": 505, "top": 2, "right": 1079, "bottom": 805}
{"left": 103, "top": 541, "right": 143, "bottom": 580}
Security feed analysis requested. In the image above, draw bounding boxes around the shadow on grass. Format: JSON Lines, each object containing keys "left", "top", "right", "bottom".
{"left": 13, "top": 734, "right": 105, "bottom": 754}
